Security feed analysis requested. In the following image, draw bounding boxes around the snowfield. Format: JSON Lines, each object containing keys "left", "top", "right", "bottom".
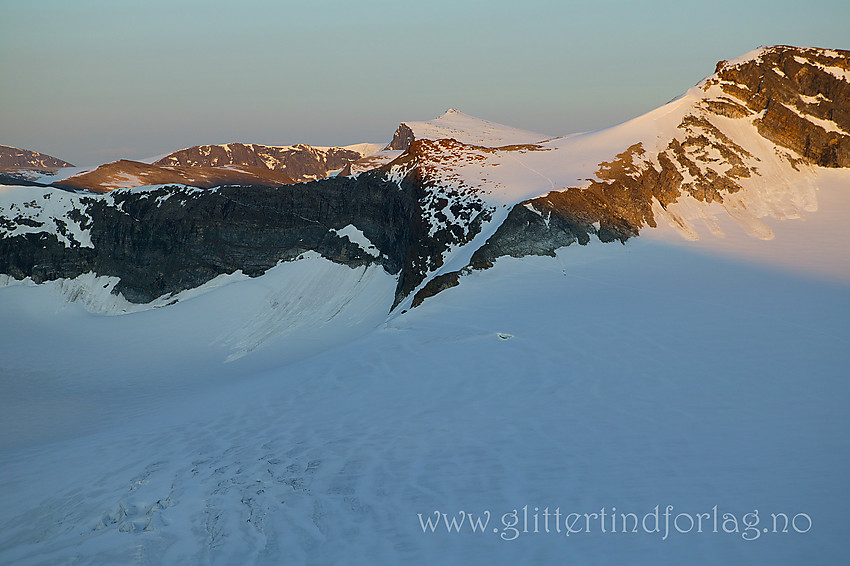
{"left": 1, "top": 173, "right": 848, "bottom": 564}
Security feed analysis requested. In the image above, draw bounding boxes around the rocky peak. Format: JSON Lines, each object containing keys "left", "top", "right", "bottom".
{"left": 703, "top": 45, "right": 850, "bottom": 167}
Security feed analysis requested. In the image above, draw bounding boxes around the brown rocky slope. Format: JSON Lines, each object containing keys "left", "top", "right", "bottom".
{"left": 53, "top": 160, "right": 296, "bottom": 194}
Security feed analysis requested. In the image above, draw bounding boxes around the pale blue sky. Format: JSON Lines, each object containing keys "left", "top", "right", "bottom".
{"left": 1, "top": 0, "right": 847, "bottom": 165}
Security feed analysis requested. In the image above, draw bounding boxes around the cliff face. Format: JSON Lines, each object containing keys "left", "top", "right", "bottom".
{"left": 1, "top": 174, "right": 414, "bottom": 303}
{"left": 1, "top": 46, "right": 848, "bottom": 311}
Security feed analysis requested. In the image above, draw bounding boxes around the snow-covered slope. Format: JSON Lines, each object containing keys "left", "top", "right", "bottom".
{"left": 0, "top": 186, "right": 95, "bottom": 247}
{"left": 386, "top": 108, "right": 550, "bottom": 150}
{"left": 0, "top": 252, "right": 396, "bottom": 445}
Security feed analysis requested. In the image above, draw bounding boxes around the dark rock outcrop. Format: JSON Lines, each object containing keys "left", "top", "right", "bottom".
{"left": 385, "top": 124, "right": 416, "bottom": 151}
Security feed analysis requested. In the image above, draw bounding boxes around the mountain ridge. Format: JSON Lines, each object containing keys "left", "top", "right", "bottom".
{"left": 1, "top": 45, "right": 847, "bottom": 311}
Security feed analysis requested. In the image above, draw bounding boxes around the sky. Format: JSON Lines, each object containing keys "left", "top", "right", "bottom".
{"left": 1, "top": 0, "right": 848, "bottom": 166}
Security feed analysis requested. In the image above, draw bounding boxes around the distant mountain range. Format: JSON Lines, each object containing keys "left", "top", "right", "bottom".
{"left": 1, "top": 45, "right": 848, "bottom": 308}
{"left": 25, "top": 143, "right": 382, "bottom": 193}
